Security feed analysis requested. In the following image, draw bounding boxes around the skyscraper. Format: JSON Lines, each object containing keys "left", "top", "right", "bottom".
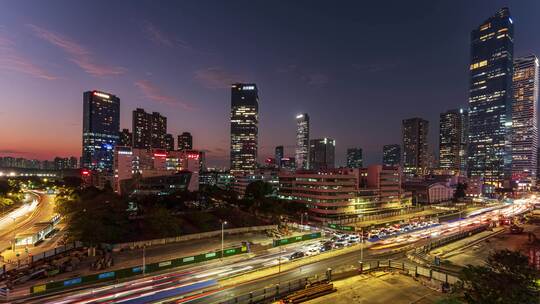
{"left": 230, "top": 83, "right": 258, "bottom": 174}
{"left": 132, "top": 108, "right": 151, "bottom": 149}
{"left": 402, "top": 118, "right": 429, "bottom": 175}
{"left": 119, "top": 128, "right": 132, "bottom": 147}
{"left": 511, "top": 55, "right": 539, "bottom": 188}
{"left": 468, "top": 8, "right": 514, "bottom": 187}
{"left": 178, "top": 132, "right": 193, "bottom": 150}
{"left": 82, "top": 90, "right": 120, "bottom": 171}
{"left": 383, "top": 144, "right": 401, "bottom": 166}
{"left": 151, "top": 112, "right": 167, "bottom": 149}
{"left": 439, "top": 109, "right": 469, "bottom": 173}
{"left": 295, "top": 113, "right": 310, "bottom": 170}
{"left": 164, "top": 133, "right": 175, "bottom": 151}
{"left": 132, "top": 108, "right": 167, "bottom": 150}
{"left": 346, "top": 148, "right": 363, "bottom": 168}
{"left": 309, "top": 138, "right": 335, "bottom": 170}
{"left": 275, "top": 146, "right": 284, "bottom": 168}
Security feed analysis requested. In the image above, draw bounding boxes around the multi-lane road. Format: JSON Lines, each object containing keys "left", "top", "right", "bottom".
{"left": 0, "top": 191, "right": 56, "bottom": 262}
{"left": 23, "top": 198, "right": 535, "bottom": 304}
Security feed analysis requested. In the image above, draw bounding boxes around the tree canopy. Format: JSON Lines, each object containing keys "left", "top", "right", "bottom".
{"left": 458, "top": 249, "right": 539, "bottom": 304}
{"left": 55, "top": 187, "right": 129, "bottom": 245}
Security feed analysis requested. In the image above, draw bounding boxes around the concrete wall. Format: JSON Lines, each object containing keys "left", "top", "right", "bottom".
{"left": 109, "top": 225, "right": 277, "bottom": 251}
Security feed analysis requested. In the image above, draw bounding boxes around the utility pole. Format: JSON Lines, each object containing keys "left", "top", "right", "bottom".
{"left": 221, "top": 220, "right": 227, "bottom": 261}
{"left": 142, "top": 245, "right": 146, "bottom": 275}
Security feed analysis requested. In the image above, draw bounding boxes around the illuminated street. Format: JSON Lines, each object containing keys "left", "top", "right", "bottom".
{"left": 19, "top": 199, "right": 534, "bottom": 304}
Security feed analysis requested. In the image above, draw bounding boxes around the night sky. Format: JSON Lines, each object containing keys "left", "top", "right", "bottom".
{"left": 1, "top": 1, "right": 539, "bottom": 167}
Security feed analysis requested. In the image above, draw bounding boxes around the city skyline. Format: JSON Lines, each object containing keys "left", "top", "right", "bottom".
{"left": 2, "top": 1, "right": 540, "bottom": 167}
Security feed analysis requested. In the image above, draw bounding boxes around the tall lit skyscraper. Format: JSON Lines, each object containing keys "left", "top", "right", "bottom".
{"left": 346, "top": 148, "right": 363, "bottom": 168}
{"left": 178, "top": 132, "right": 193, "bottom": 151}
{"left": 82, "top": 90, "right": 120, "bottom": 171}
{"left": 467, "top": 8, "right": 514, "bottom": 187}
{"left": 119, "top": 128, "right": 132, "bottom": 147}
{"left": 383, "top": 144, "right": 401, "bottom": 166}
{"left": 309, "top": 138, "right": 335, "bottom": 170}
{"left": 132, "top": 108, "right": 150, "bottom": 149}
{"left": 402, "top": 118, "right": 429, "bottom": 175}
{"left": 275, "top": 146, "right": 284, "bottom": 168}
{"left": 230, "top": 83, "right": 258, "bottom": 174}
{"left": 511, "top": 55, "right": 539, "bottom": 188}
{"left": 295, "top": 113, "right": 310, "bottom": 170}
{"left": 132, "top": 108, "right": 167, "bottom": 150}
{"left": 164, "top": 133, "right": 175, "bottom": 151}
{"left": 151, "top": 112, "right": 167, "bottom": 149}
{"left": 439, "top": 109, "right": 469, "bottom": 173}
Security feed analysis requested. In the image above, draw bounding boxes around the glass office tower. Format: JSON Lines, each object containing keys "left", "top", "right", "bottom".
{"left": 82, "top": 90, "right": 120, "bottom": 171}
{"left": 230, "top": 83, "right": 259, "bottom": 174}
{"left": 467, "top": 8, "right": 514, "bottom": 187}
{"left": 295, "top": 113, "right": 310, "bottom": 170}
{"left": 511, "top": 55, "right": 539, "bottom": 189}
{"left": 439, "top": 109, "right": 469, "bottom": 174}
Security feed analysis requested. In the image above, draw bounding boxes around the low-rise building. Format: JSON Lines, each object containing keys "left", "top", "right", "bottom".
{"left": 403, "top": 181, "right": 454, "bottom": 204}
{"left": 232, "top": 169, "right": 279, "bottom": 198}
{"left": 279, "top": 166, "right": 412, "bottom": 222}
{"left": 279, "top": 169, "right": 359, "bottom": 222}
{"left": 113, "top": 147, "right": 202, "bottom": 195}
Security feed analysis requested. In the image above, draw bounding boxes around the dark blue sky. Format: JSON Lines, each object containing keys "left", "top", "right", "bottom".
{"left": 1, "top": 1, "right": 539, "bottom": 167}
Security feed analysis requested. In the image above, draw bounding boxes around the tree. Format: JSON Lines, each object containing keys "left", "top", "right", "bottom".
{"left": 56, "top": 187, "right": 129, "bottom": 244}
{"left": 144, "top": 206, "right": 182, "bottom": 237}
{"left": 458, "top": 249, "right": 539, "bottom": 304}
{"left": 62, "top": 176, "right": 82, "bottom": 188}
{"left": 244, "top": 181, "right": 273, "bottom": 201}
{"left": 454, "top": 183, "right": 467, "bottom": 200}
{"left": 435, "top": 298, "right": 462, "bottom": 304}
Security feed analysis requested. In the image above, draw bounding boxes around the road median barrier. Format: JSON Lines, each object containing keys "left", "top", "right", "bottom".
{"left": 29, "top": 244, "right": 248, "bottom": 296}
{"left": 219, "top": 242, "right": 365, "bottom": 288}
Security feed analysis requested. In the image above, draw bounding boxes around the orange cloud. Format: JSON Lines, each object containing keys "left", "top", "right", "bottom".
{"left": 135, "top": 79, "right": 195, "bottom": 110}
{"left": 0, "top": 31, "right": 57, "bottom": 80}
{"left": 28, "top": 24, "right": 126, "bottom": 77}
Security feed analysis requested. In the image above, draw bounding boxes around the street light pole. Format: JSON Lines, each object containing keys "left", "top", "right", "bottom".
{"left": 360, "top": 228, "right": 363, "bottom": 262}
{"left": 278, "top": 246, "right": 282, "bottom": 276}
{"left": 142, "top": 245, "right": 146, "bottom": 275}
{"left": 221, "top": 220, "right": 227, "bottom": 261}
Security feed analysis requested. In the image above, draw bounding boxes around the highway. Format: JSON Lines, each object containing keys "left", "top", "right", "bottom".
{"left": 21, "top": 199, "right": 535, "bottom": 304}
{"left": 0, "top": 191, "right": 57, "bottom": 264}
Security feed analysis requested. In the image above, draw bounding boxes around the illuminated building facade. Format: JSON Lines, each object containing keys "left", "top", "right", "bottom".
{"left": 280, "top": 157, "right": 296, "bottom": 171}
{"left": 119, "top": 128, "right": 132, "bottom": 147}
{"left": 164, "top": 133, "right": 175, "bottom": 151}
{"left": 178, "top": 132, "right": 193, "bottom": 150}
{"left": 309, "top": 138, "right": 335, "bottom": 170}
{"left": 279, "top": 167, "right": 411, "bottom": 222}
{"left": 279, "top": 169, "right": 359, "bottom": 221}
{"left": 275, "top": 146, "right": 284, "bottom": 168}
{"left": 511, "top": 55, "right": 539, "bottom": 188}
{"left": 295, "top": 113, "right": 310, "bottom": 170}
{"left": 439, "top": 109, "right": 469, "bottom": 174}
{"left": 382, "top": 144, "right": 401, "bottom": 166}
{"left": 113, "top": 147, "right": 201, "bottom": 194}
{"left": 82, "top": 90, "right": 120, "bottom": 171}
{"left": 467, "top": 8, "right": 514, "bottom": 187}
{"left": 346, "top": 148, "right": 363, "bottom": 168}
{"left": 132, "top": 108, "right": 168, "bottom": 150}
{"left": 402, "top": 118, "right": 429, "bottom": 175}
{"left": 230, "top": 83, "right": 258, "bottom": 174}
